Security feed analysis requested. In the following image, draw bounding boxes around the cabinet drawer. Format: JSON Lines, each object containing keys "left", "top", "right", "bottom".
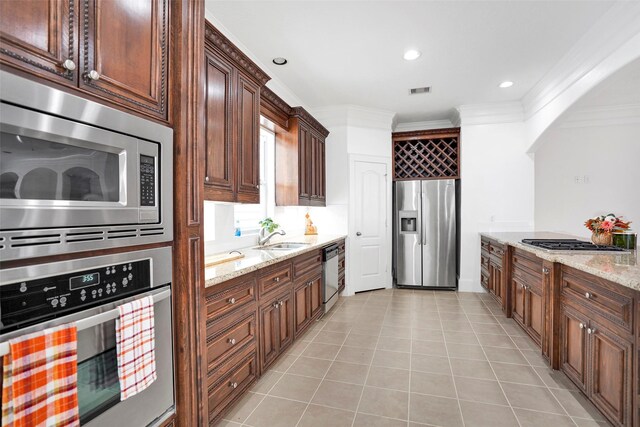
{"left": 338, "top": 256, "right": 346, "bottom": 273}
{"left": 338, "top": 240, "right": 346, "bottom": 254}
{"left": 293, "top": 250, "right": 322, "bottom": 279}
{"left": 512, "top": 264, "right": 542, "bottom": 292}
{"left": 489, "top": 244, "right": 504, "bottom": 260}
{"left": 258, "top": 262, "right": 292, "bottom": 297}
{"left": 560, "top": 266, "right": 634, "bottom": 335}
{"left": 206, "top": 310, "right": 257, "bottom": 370}
{"left": 480, "top": 272, "right": 489, "bottom": 290}
{"left": 207, "top": 346, "right": 258, "bottom": 423}
{"left": 481, "top": 238, "right": 490, "bottom": 253}
{"left": 338, "top": 273, "right": 345, "bottom": 292}
{"left": 205, "top": 274, "right": 257, "bottom": 322}
{"left": 512, "top": 248, "right": 543, "bottom": 279}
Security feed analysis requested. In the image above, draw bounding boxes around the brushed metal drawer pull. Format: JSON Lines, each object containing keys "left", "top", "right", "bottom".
{"left": 579, "top": 323, "right": 585, "bottom": 329}
{"left": 542, "top": 267, "right": 550, "bottom": 274}
{"left": 274, "top": 277, "right": 280, "bottom": 282}
{"left": 585, "top": 292, "right": 592, "bottom": 299}
{"left": 587, "top": 327, "right": 596, "bottom": 335}
{"left": 229, "top": 381, "right": 238, "bottom": 389}
{"left": 228, "top": 297, "right": 236, "bottom": 304}
{"left": 279, "top": 301, "right": 284, "bottom": 308}
{"left": 228, "top": 338, "right": 236, "bottom": 345}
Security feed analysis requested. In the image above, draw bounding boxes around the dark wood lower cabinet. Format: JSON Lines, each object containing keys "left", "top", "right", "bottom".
{"left": 259, "top": 290, "right": 292, "bottom": 372}
{"left": 480, "top": 238, "right": 638, "bottom": 427}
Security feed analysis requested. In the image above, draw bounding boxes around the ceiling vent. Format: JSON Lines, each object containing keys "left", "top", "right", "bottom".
{"left": 409, "top": 86, "right": 431, "bottom": 95}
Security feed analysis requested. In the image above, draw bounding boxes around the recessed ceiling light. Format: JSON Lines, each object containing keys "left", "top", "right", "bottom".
{"left": 499, "top": 81, "right": 514, "bottom": 88}
{"left": 403, "top": 50, "right": 421, "bottom": 61}
{"left": 272, "top": 57, "right": 288, "bottom": 65}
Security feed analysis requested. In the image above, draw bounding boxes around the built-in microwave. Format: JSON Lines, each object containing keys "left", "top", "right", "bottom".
{"left": 0, "top": 71, "right": 173, "bottom": 261}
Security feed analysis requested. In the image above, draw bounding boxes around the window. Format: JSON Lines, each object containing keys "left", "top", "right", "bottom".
{"left": 233, "top": 127, "right": 275, "bottom": 235}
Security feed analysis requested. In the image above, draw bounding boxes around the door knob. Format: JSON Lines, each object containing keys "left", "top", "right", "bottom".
{"left": 85, "top": 70, "right": 100, "bottom": 80}
{"left": 356, "top": 232, "right": 362, "bottom": 236}
{"left": 62, "top": 59, "right": 76, "bottom": 71}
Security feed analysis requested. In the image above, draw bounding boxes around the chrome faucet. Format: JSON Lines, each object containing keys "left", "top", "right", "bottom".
{"left": 258, "top": 228, "right": 286, "bottom": 246}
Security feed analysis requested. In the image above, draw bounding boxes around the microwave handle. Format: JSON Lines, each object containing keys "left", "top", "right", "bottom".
{"left": 0, "top": 288, "right": 170, "bottom": 357}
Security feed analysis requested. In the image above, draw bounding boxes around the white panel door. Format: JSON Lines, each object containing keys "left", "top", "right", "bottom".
{"left": 352, "top": 158, "right": 388, "bottom": 293}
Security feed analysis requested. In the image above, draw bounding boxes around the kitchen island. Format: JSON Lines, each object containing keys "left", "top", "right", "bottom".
{"left": 479, "top": 231, "right": 639, "bottom": 427}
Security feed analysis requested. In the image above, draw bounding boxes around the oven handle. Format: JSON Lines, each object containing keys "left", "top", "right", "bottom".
{"left": 0, "top": 288, "right": 170, "bottom": 358}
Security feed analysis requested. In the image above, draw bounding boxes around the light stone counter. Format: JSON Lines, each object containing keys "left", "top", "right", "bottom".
{"left": 204, "top": 234, "right": 347, "bottom": 288}
{"left": 480, "top": 231, "right": 640, "bottom": 291}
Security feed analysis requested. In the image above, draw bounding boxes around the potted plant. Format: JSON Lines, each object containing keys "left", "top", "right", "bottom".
{"left": 584, "top": 213, "right": 631, "bottom": 245}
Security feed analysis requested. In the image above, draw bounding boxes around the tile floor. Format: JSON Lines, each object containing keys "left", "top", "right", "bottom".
{"left": 220, "top": 289, "right": 612, "bottom": 427}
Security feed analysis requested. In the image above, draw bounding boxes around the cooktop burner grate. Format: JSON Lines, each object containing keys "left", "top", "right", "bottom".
{"left": 521, "top": 239, "right": 627, "bottom": 252}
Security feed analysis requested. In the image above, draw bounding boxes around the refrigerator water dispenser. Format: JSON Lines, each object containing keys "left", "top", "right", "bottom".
{"left": 399, "top": 211, "right": 418, "bottom": 234}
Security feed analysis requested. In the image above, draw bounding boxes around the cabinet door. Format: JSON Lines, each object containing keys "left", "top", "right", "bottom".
{"left": 79, "top": 0, "right": 168, "bottom": 120}
{"left": 310, "top": 274, "right": 323, "bottom": 318}
{"left": 203, "top": 50, "right": 234, "bottom": 201}
{"left": 298, "top": 123, "right": 311, "bottom": 203}
{"left": 489, "top": 260, "right": 502, "bottom": 299}
{"left": 588, "top": 321, "right": 633, "bottom": 426}
{"left": 511, "top": 277, "right": 526, "bottom": 328}
{"left": 559, "top": 304, "right": 589, "bottom": 392}
{"left": 0, "top": 0, "right": 77, "bottom": 86}
{"left": 277, "top": 292, "right": 293, "bottom": 353}
{"left": 235, "top": 73, "right": 260, "bottom": 203}
{"left": 318, "top": 139, "right": 326, "bottom": 203}
{"left": 525, "top": 284, "right": 544, "bottom": 347}
{"left": 259, "top": 300, "right": 280, "bottom": 371}
{"left": 310, "top": 133, "right": 320, "bottom": 201}
{"left": 294, "top": 283, "right": 311, "bottom": 335}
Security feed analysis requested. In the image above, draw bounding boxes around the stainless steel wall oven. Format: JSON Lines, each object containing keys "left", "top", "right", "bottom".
{"left": 0, "top": 71, "right": 173, "bottom": 261}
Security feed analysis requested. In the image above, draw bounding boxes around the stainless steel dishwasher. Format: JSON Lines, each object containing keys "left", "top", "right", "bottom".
{"left": 323, "top": 244, "right": 340, "bottom": 313}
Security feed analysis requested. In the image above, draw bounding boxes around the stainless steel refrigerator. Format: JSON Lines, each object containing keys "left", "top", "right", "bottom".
{"left": 393, "top": 180, "right": 457, "bottom": 288}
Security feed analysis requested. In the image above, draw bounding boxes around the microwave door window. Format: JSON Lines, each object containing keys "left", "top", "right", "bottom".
{"left": 0, "top": 131, "right": 119, "bottom": 202}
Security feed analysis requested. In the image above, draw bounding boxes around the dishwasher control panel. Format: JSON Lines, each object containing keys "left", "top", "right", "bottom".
{"left": 0, "top": 258, "right": 151, "bottom": 333}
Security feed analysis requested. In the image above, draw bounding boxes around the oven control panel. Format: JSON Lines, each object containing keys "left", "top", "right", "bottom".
{"left": 0, "top": 259, "right": 151, "bottom": 333}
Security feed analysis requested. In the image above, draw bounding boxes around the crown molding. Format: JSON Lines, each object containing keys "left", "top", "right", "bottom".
{"left": 522, "top": 2, "right": 640, "bottom": 120}
{"left": 456, "top": 102, "right": 524, "bottom": 126}
{"left": 312, "top": 105, "right": 396, "bottom": 130}
{"left": 291, "top": 107, "right": 330, "bottom": 137}
{"left": 557, "top": 104, "right": 640, "bottom": 129}
{"left": 393, "top": 119, "right": 454, "bottom": 132}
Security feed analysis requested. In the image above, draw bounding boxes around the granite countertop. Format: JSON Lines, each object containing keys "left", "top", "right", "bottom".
{"left": 480, "top": 231, "right": 640, "bottom": 291}
{"left": 204, "top": 234, "right": 347, "bottom": 288}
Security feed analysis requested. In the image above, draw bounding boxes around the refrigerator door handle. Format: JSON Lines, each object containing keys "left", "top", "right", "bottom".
{"left": 421, "top": 191, "right": 426, "bottom": 246}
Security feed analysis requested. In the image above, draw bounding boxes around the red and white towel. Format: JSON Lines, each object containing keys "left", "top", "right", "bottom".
{"left": 1, "top": 324, "right": 79, "bottom": 427}
{"left": 116, "top": 296, "right": 157, "bottom": 400}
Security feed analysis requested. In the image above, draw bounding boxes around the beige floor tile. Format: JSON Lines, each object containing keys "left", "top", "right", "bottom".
{"left": 335, "top": 346, "right": 375, "bottom": 364}
{"left": 312, "top": 330, "right": 348, "bottom": 345}
{"left": 285, "top": 339, "right": 310, "bottom": 356}
{"left": 377, "top": 336, "right": 411, "bottom": 352}
{"left": 344, "top": 332, "right": 379, "bottom": 348}
{"left": 466, "top": 314, "right": 500, "bottom": 324}
{"left": 286, "top": 356, "right": 332, "bottom": 379}
{"left": 412, "top": 339, "right": 448, "bottom": 356}
{"left": 551, "top": 389, "right": 608, "bottom": 421}
{"left": 268, "top": 373, "right": 321, "bottom": 402}
{"left": 353, "top": 413, "right": 408, "bottom": 427}
{"left": 534, "top": 367, "right": 578, "bottom": 390}
{"left": 444, "top": 331, "right": 480, "bottom": 345}
{"left": 322, "top": 320, "right": 353, "bottom": 333}
{"left": 459, "top": 400, "right": 518, "bottom": 427}
{"left": 411, "top": 371, "right": 457, "bottom": 398}
{"left": 454, "top": 376, "right": 508, "bottom": 405}
{"left": 438, "top": 312, "right": 469, "bottom": 321}
{"left": 446, "top": 343, "right": 487, "bottom": 360}
{"left": 372, "top": 349, "right": 411, "bottom": 369}
{"left": 350, "top": 324, "right": 383, "bottom": 336}
{"left": 450, "top": 358, "right": 496, "bottom": 380}
{"left": 483, "top": 346, "right": 528, "bottom": 364}
{"left": 301, "top": 342, "right": 342, "bottom": 360}
{"left": 270, "top": 354, "right": 297, "bottom": 373}
{"left": 380, "top": 325, "right": 412, "bottom": 339}
{"left": 491, "top": 362, "right": 546, "bottom": 386}
{"left": 477, "top": 333, "right": 517, "bottom": 348}
{"left": 244, "top": 395, "right": 307, "bottom": 427}
{"left": 409, "top": 393, "right": 463, "bottom": 427}
{"left": 411, "top": 353, "right": 452, "bottom": 375}
{"left": 501, "top": 382, "right": 566, "bottom": 414}
{"left": 412, "top": 328, "right": 445, "bottom": 342}
{"left": 471, "top": 323, "right": 506, "bottom": 335}
{"left": 297, "top": 404, "right": 355, "bottom": 427}
{"left": 222, "top": 392, "right": 265, "bottom": 424}
{"left": 325, "top": 360, "right": 370, "bottom": 385}
{"left": 358, "top": 386, "right": 409, "bottom": 420}
{"left": 571, "top": 417, "right": 612, "bottom": 426}
{"left": 311, "top": 380, "right": 364, "bottom": 411}
{"left": 442, "top": 321, "right": 473, "bottom": 332}
{"left": 250, "top": 370, "right": 283, "bottom": 393}
{"left": 521, "top": 349, "right": 549, "bottom": 367}
{"left": 513, "top": 408, "right": 576, "bottom": 427}
{"left": 366, "top": 365, "right": 410, "bottom": 391}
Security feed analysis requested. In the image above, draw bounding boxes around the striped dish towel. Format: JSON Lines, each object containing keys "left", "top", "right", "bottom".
{"left": 116, "top": 296, "right": 157, "bottom": 400}
{"left": 1, "top": 324, "right": 79, "bottom": 427}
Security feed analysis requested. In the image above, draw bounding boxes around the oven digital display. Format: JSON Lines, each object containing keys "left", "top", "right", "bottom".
{"left": 69, "top": 273, "right": 100, "bottom": 290}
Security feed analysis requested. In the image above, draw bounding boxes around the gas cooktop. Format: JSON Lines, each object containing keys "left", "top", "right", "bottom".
{"left": 521, "top": 239, "right": 627, "bottom": 252}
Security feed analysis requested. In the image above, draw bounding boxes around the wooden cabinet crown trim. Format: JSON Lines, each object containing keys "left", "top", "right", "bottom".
{"left": 392, "top": 127, "right": 461, "bottom": 141}
{"left": 204, "top": 21, "right": 270, "bottom": 86}
{"left": 260, "top": 85, "right": 291, "bottom": 129}
{"left": 290, "top": 106, "right": 329, "bottom": 137}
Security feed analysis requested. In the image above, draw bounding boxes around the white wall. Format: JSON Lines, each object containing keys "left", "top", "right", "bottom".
{"left": 535, "top": 123, "right": 640, "bottom": 238}
{"left": 459, "top": 121, "right": 535, "bottom": 292}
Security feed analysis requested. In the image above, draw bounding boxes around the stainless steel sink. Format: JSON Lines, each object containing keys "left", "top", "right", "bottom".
{"left": 255, "top": 242, "right": 310, "bottom": 251}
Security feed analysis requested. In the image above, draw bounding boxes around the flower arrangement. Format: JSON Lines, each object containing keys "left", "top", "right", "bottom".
{"left": 584, "top": 213, "right": 631, "bottom": 245}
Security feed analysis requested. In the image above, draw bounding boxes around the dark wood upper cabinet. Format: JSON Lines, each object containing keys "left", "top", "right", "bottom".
{"left": 0, "top": 0, "right": 169, "bottom": 122}
{"left": 203, "top": 21, "right": 269, "bottom": 203}
{"left": 204, "top": 49, "right": 234, "bottom": 202}
{"left": 0, "top": 0, "right": 77, "bottom": 86}
{"left": 275, "top": 108, "right": 329, "bottom": 207}
{"left": 79, "top": 0, "right": 168, "bottom": 120}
